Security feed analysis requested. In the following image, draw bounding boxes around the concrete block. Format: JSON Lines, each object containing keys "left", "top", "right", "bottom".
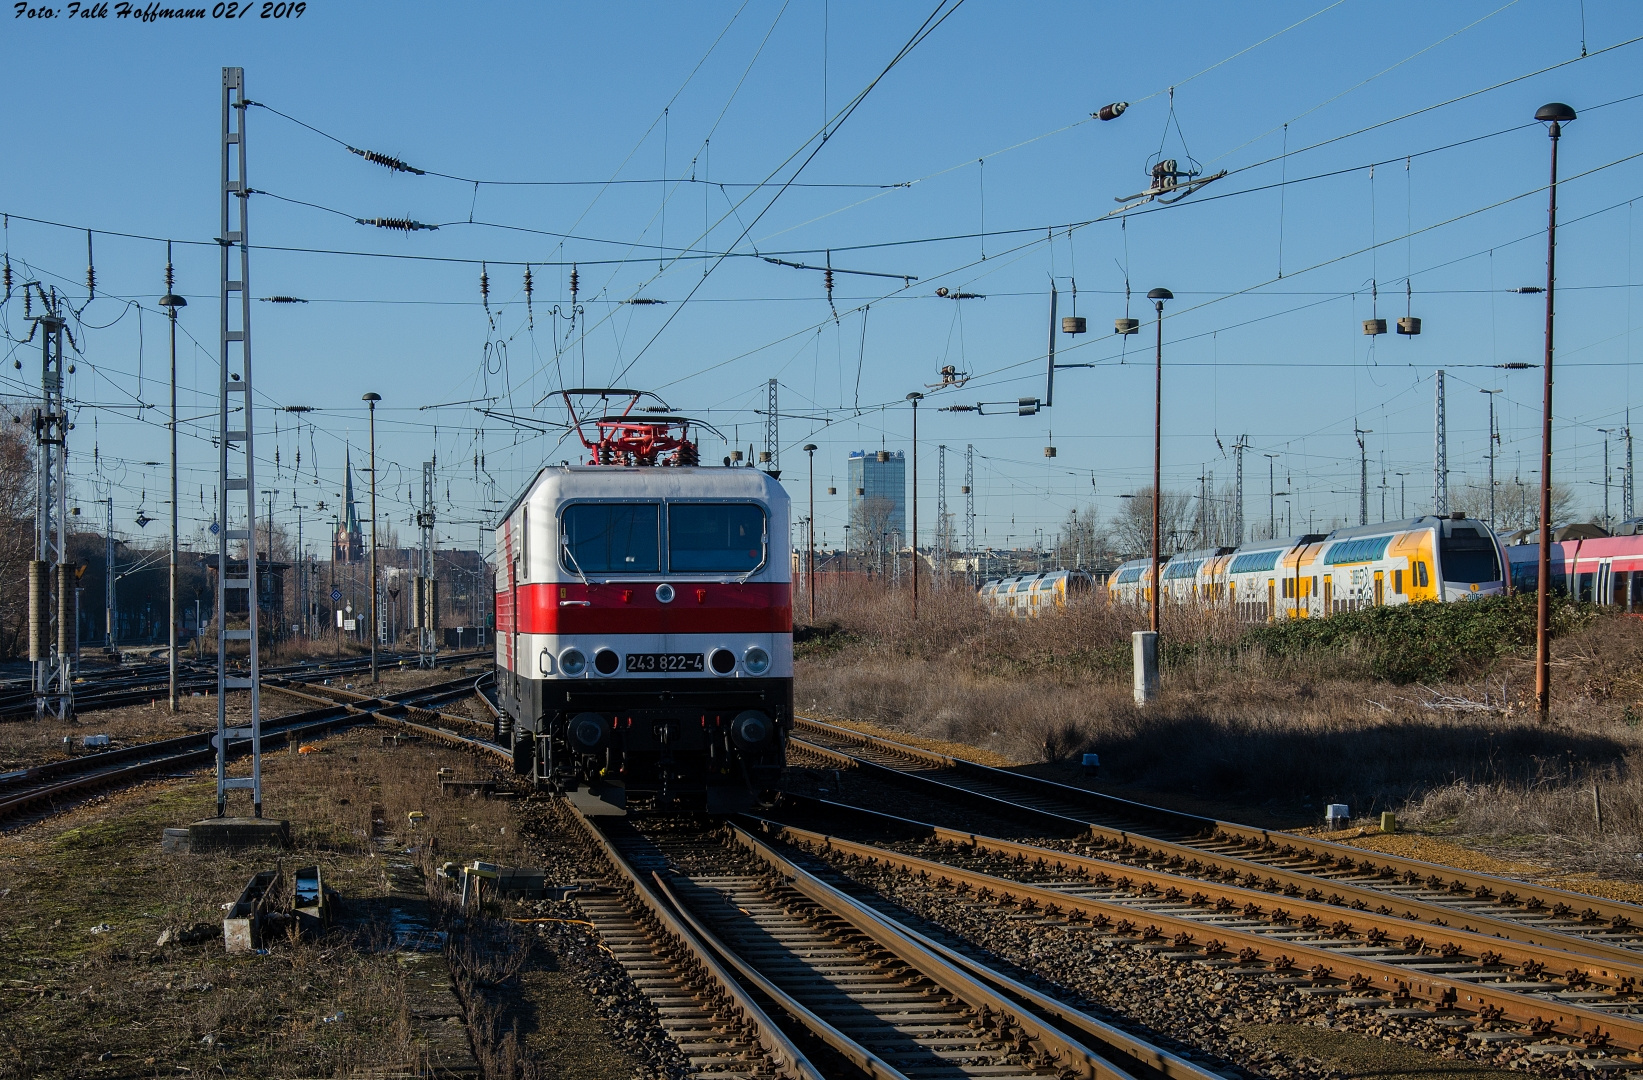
{"left": 187, "top": 817, "right": 290, "bottom": 853}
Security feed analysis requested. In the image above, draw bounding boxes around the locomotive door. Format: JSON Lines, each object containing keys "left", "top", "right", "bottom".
{"left": 1373, "top": 571, "right": 1384, "bottom": 606}
{"left": 1323, "top": 578, "right": 1332, "bottom": 613}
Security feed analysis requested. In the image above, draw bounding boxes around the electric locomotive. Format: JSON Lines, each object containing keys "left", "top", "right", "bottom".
{"left": 494, "top": 390, "right": 791, "bottom": 813}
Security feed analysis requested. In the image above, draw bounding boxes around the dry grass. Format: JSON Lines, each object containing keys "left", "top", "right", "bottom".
{"left": 0, "top": 725, "right": 528, "bottom": 1077}
{"left": 799, "top": 581, "right": 1643, "bottom": 871}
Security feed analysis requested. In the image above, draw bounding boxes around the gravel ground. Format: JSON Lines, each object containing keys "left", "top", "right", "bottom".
{"left": 785, "top": 834, "right": 1614, "bottom": 1080}
{"left": 510, "top": 797, "right": 694, "bottom": 1080}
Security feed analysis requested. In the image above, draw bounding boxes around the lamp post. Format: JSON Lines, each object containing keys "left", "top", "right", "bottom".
{"left": 1146, "top": 289, "right": 1172, "bottom": 634}
{"left": 363, "top": 392, "right": 381, "bottom": 684}
{"left": 157, "top": 245, "right": 186, "bottom": 713}
{"left": 803, "top": 443, "right": 818, "bottom": 623}
{"left": 1534, "top": 101, "right": 1575, "bottom": 719}
{"left": 907, "top": 393, "right": 923, "bottom": 619}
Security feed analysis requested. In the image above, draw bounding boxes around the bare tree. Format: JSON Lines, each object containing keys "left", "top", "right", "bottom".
{"left": 1108, "top": 487, "right": 1193, "bottom": 557}
{"left": 1053, "top": 503, "right": 1119, "bottom": 569}
{"left": 850, "top": 496, "right": 898, "bottom": 574}
{"left": 1450, "top": 478, "right": 1578, "bottom": 532}
{"left": 0, "top": 413, "right": 32, "bottom": 658}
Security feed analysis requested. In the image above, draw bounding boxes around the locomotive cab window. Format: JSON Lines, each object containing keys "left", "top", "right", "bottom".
{"left": 1438, "top": 528, "right": 1501, "bottom": 585}
{"left": 561, "top": 502, "right": 661, "bottom": 574}
{"left": 668, "top": 503, "right": 766, "bottom": 573}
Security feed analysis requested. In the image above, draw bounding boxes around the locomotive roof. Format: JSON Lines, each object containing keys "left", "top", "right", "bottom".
{"left": 495, "top": 463, "right": 788, "bottom": 526}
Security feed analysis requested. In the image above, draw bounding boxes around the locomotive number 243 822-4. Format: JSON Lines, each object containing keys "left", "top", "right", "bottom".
{"left": 624, "top": 652, "right": 705, "bottom": 673}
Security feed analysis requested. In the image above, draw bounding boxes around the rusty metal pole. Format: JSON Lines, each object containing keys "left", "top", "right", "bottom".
{"left": 1534, "top": 103, "right": 1574, "bottom": 720}
{"left": 1147, "top": 289, "right": 1172, "bottom": 635}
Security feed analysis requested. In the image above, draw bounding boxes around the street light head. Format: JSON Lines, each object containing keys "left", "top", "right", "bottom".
{"left": 362, "top": 392, "right": 381, "bottom": 403}
{"left": 1535, "top": 102, "right": 1576, "bottom": 124}
{"left": 906, "top": 392, "right": 923, "bottom": 402}
{"left": 157, "top": 294, "right": 187, "bottom": 309}
{"left": 1146, "top": 288, "right": 1173, "bottom": 301}
{"left": 802, "top": 443, "right": 818, "bottom": 453}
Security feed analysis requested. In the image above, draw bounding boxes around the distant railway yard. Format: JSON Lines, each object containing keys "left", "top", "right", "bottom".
{"left": 5, "top": 603, "right": 1643, "bottom": 1080}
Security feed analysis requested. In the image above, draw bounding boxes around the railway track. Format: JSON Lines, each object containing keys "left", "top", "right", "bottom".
{"left": 0, "top": 649, "right": 488, "bottom": 721}
{"left": 790, "top": 717, "right": 1643, "bottom": 955}
{"left": 0, "top": 672, "right": 486, "bottom": 825}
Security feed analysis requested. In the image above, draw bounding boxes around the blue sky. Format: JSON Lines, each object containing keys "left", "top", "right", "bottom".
{"left": 2, "top": 0, "right": 1641, "bottom": 555}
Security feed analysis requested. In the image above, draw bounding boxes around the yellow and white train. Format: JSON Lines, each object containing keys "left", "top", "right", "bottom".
{"left": 1103, "top": 514, "right": 1507, "bottom": 620}
{"left": 977, "top": 569, "right": 1096, "bottom": 617}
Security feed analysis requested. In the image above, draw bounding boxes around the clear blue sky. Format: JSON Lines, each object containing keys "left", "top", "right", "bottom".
{"left": 3, "top": 0, "right": 1641, "bottom": 555}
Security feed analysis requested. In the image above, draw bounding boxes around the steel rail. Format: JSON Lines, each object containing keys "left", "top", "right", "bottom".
{"left": 0, "top": 674, "right": 487, "bottom": 823}
{"left": 763, "top": 795, "right": 1643, "bottom": 996}
{"left": 721, "top": 820, "right": 1225, "bottom": 1080}
{"left": 756, "top": 819, "right": 1640, "bottom": 1054}
{"left": 564, "top": 807, "right": 825, "bottom": 1080}
{"left": 647, "top": 866, "right": 917, "bottom": 1080}
{"left": 787, "top": 736, "right": 1643, "bottom": 968}
{"left": 793, "top": 717, "right": 1643, "bottom": 944}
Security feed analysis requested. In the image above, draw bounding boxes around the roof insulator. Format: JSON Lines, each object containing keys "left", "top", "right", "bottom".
{"left": 347, "top": 146, "right": 426, "bottom": 175}
{"left": 356, "top": 217, "right": 437, "bottom": 232}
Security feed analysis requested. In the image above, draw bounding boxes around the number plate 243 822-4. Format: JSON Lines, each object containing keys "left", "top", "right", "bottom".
{"left": 624, "top": 653, "right": 704, "bottom": 673}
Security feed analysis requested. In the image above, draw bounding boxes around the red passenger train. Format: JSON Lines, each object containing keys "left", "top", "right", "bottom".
{"left": 494, "top": 392, "right": 792, "bottom": 812}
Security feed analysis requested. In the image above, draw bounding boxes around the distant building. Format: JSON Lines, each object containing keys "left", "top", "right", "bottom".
{"left": 847, "top": 450, "right": 906, "bottom": 542}
{"left": 333, "top": 448, "right": 365, "bottom": 563}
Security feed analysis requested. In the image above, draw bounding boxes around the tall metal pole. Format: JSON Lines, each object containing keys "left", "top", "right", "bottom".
{"left": 1266, "top": 454, "right": 1278, "bottom": 539}
{"left": 1356, "top": 425, "right": 1371, "bottom": 526}
{"left": 964, "top": 444, "right": 975, "bottom": 586}
{"left": 1596, "top": 429, "right": 1614, "bottom": 530}
{"left": 1233, "top": 436, "right": 1248, "bottom": 543}
{"left": 1148, "top": 289, "right": 1172, "bottom": 633}
{"left": 1535, "top": 102, "right": 1576, "bottom": 719}
{"left": 216, "top": 66, "right": 261, "bottom": 817}
{"left": 1626, "top": 416, "right": 1635, "bottom": 522}
{"left": 803, "top": 444, "right": 817, "bottom": 622}
{"left": 1434, "top": 370, "right": 1449, "bottom": 515}
{"left": 907, "top": 394, "right": 922, "bottom": 618}
{"left": 364, "top": 393, "right": 381, "bottom": 682}
{"left": 105, "top": 496, "right": 115, "bottom": 650}
{"left": 1482, "top": 389, "right": 1502, "bottom": 529}
{"left": 30, "top": 291, "right": 71, "bottom": 718}
{"left": 160, "top": 248, "right": 186, "bottom": 712}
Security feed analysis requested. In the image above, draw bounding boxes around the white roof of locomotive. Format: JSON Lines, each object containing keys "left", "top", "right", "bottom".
{"left": 497, "top": 464, "right": 789, "bottom": 526}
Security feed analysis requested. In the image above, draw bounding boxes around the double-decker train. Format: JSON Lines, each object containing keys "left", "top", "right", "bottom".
{"left": 494, "top": 391, "right": 791, "bottom": 812}
{"left": 1101, "top": 513, "right": 1509, "bottom": 619}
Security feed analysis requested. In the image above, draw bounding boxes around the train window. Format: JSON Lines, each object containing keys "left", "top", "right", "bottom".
{"left": 1416, "top": 561, "right": 1429, "bottom": 588}
{"left": 520, "top": 507, "right": 529, "bottom": 580}
{"left": 668, "top": 503, "right": 766, "bottom": 573}
{"left": 1438, "top": 530, "right": 1501, "bottom": 584}
{"left": 1394, "top": 569, "right": 1403, "bottom": 594}
{"left": 561, "top": 503, "right": 661, "bottom": 574}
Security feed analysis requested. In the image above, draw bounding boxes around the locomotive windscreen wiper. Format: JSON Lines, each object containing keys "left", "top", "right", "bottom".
{"left": 561, "top": 540, "right": 591, "bottom": 586}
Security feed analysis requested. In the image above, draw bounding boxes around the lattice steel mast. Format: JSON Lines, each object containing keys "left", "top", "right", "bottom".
{"left": 29, "top": 290, "right": 72, "bottom": 718}
{"left": 1433, "top": 369, "right": 1449, "bottom": 516}
{"left": 215, "top": 67, "right": 263, "bottom": 818}
{"left": 415, "top": 459, "right": 439, "bottom": 667}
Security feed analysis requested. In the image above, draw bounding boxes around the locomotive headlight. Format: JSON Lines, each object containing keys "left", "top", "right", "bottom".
{"left": 709, "top": 648, "right": 736, "bottom": 675}
{"left": 731, "top": 709, "right": 772, "bottom": 747}
{"left": 593, "top": 648, "right": 621, "bottom": 676}
{"left": 742, "top": 645, "right": 770, "bottom": 675}
{"left": 568, "top": 712, "right": 608, "bottom": 753}
{"left": 558, "top": 647, "right": 587, "bottom": 676}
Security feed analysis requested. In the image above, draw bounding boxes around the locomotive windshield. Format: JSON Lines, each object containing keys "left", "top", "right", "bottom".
{"left": 1438, "top": 528, "right": 1501, "bottom": 584}
{"left": 561, "top": 502, "right": 661, "bottom": 573}
{"left": 669, "top": 503, "right": 766, "bottom": 572}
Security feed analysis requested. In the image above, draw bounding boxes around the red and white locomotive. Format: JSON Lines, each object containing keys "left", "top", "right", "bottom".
{"left": 494, "top": 391, "right": 792, "bottom": 812}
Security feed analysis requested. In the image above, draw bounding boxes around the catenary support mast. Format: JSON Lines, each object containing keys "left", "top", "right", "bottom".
{"left": 215, "top": 66, "right": 263, "bottom": 818}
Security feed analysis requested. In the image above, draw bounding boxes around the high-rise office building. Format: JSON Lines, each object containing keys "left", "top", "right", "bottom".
{"left": 847, "top": 450, "right": 906, "bottom": 543}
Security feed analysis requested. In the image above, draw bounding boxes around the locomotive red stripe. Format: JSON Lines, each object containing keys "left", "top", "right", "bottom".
{"left": 499, "top": 581, "right": 792, "bottom": 635}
